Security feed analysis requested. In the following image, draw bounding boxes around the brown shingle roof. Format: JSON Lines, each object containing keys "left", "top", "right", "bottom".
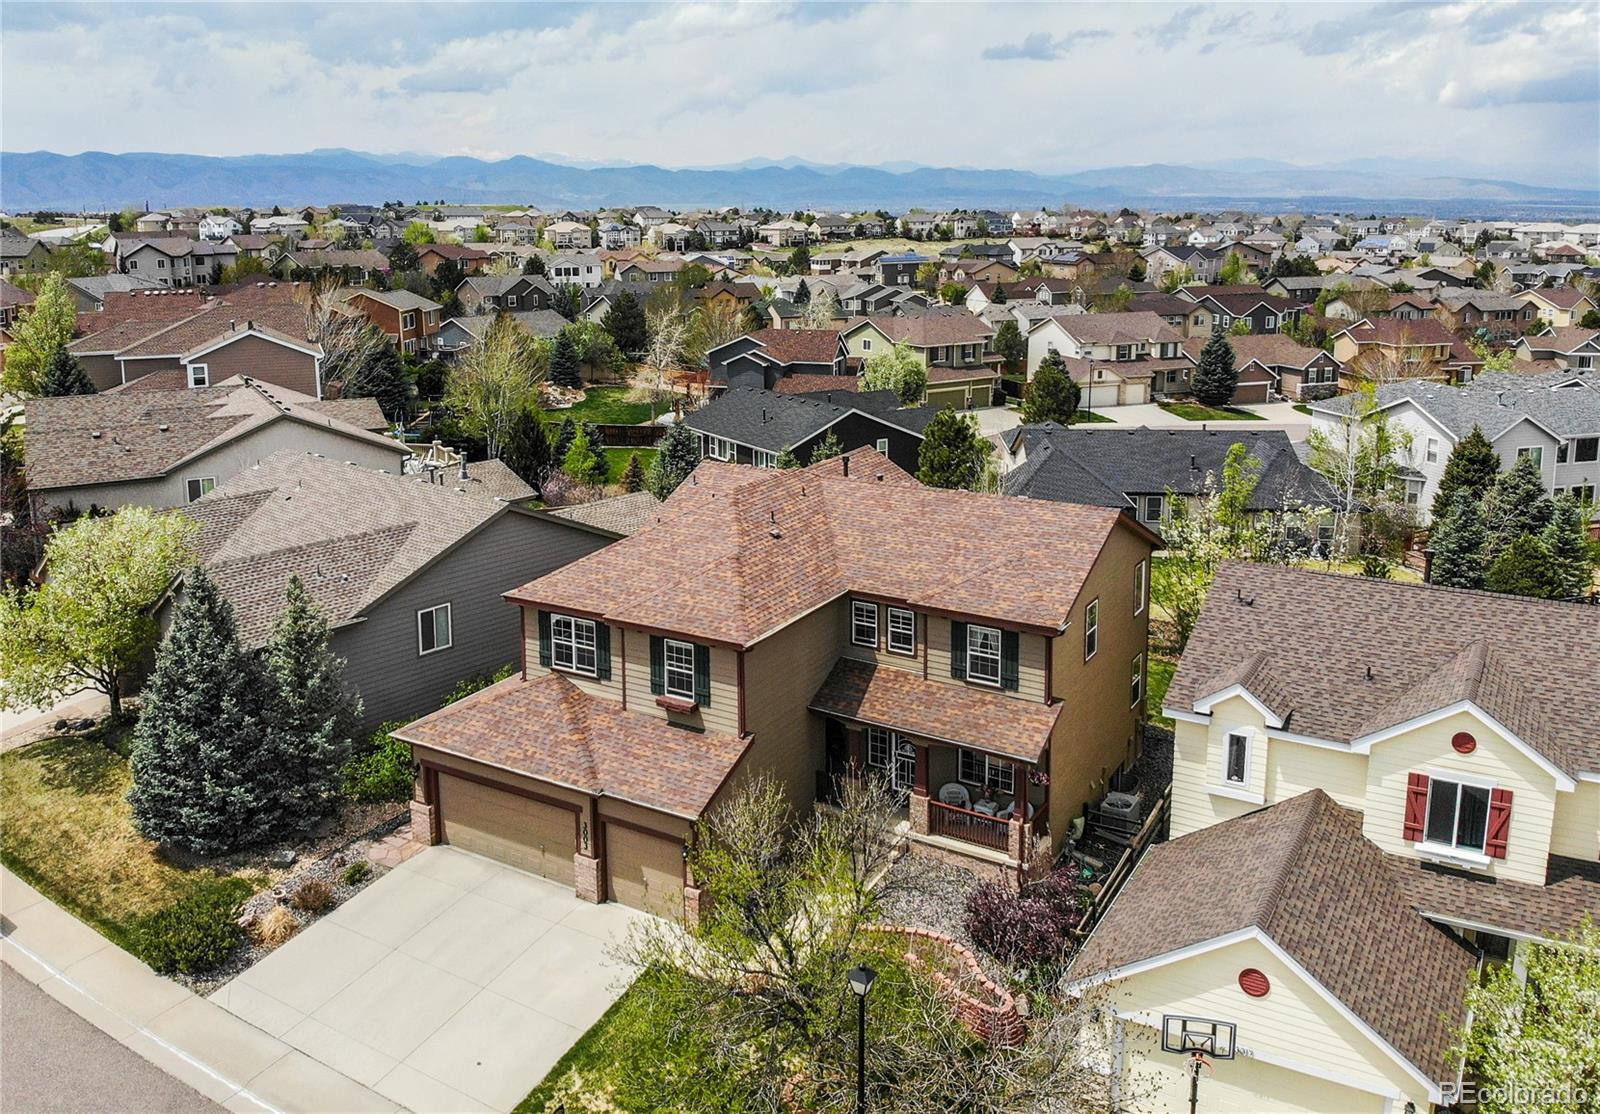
{"left": 546, "top": 491, "right": 663, "bottom": 537}
{"left": 1168, "top": 563, "right": 1600, "bottom": 776}
{"left": 1394, "top": 853, "right": 1600, "bottom": 942}
{"left": 1069, "top": 790, "right": 1476, "bottom": 1083}
{"left": 773, "top": 374, "right": 860, "bottom": 396}
{"left": 809, "top": 659, "right": 1061, "bottom": 762}
{"left": 845, "top": 311, "right": 994, "bottom": 348}
{"left": 1054, "top": 311, "right": 1181, "bottom": 346}
{"left": 1226, "top": 333, "right": 1331, "bottom": 369}
{"left": 391, "top": 673, "right": 751, "bottom": 819}
{"left": 748, "top": 327, "right": 841, "bottom": 365}
{"left": 508, "top": 448, "right": 1149, "bottom": 646}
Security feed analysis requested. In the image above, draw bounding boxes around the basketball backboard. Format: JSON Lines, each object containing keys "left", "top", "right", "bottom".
{"left": 1161, "top": 1015, "right": 1236, "bottom": 1060}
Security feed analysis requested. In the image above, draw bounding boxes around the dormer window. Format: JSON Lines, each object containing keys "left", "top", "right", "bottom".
{"left": 1225, "top": 732, "right": 1248, "bottom": 784}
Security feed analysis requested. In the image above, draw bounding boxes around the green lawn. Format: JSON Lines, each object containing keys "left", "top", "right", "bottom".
{"left": 1159, "top": 401, "right": 1266, "bottom": 422}
{"left": 1147, "top": 656, "right": 1177, "bottom": 728}
{"left": 1293, "top": 403, "right": 1313, "bottom": 415}
{"left": 547, "top": 385, "right": 660, "bottom": 426}
{"left": 1069, "top": 409, "right": 1116, "bottom": 424}
{"left": 0, "top": 732, "right": 264, "bottom": 957}
{"left": 603, "top": 446, "right": 657, "bottom": 484}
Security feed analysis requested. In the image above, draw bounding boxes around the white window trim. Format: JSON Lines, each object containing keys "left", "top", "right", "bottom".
{"left": 1084, "top": 598, "right": 1099, "bottom": 660}
{"left": 188, "top": 363, "right": 209, "bottom": 388}
{"left": 550, "top": 613, "right": 598, "bottom": 677}
{"left": 886, "top": 607, "right": 916, "bottom": 656}
{"left": 663, "top": 637, "right": 697, "bottom": 701}
{"left": 1134, "top": 559, "right": 1147, "bottom": 615}
{"left": 1419, "top": 769, "right": 1496, "bottom": 859}
{"left": 958, "top": 748, "right": 1015, "bottom": 794}
{"left": 754, "top": 449, "right": 777, "bottom": 469}
{"left": 401, "top": 311, "right": 416, "bottom": 330}
{"left": 1131, "top": 652, "right": 1144, "bottom": 709}
{"left": 707, "top": 435, "right": 733, "bottom": 461}
{"left": 417, "top": 603, "right": 452, "bottom": 656}
{"left": 851, "top": 600, "right": 879, "bottom": 647}
{"left": 875, "top": 438, "right": 890, "bottom": 454}
{"left": 185, "top": 476, "right": 216, "bottom": 503}
{"left": 1224, "top": 730, "right": 1250, "bottom": 785}
{"left": 965, "top": 624, "right": 1002, "bottom": 687}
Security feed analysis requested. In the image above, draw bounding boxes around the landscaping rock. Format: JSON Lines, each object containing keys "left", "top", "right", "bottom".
{"left": 269, "top": 848, "right": 297, "bottom": 868}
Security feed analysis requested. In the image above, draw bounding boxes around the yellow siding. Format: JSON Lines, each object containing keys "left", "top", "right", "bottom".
{"left": 1550, "top": 780, "right": 1600, "bottom": 861}
{"left": 1361, "top": 709, "right": 1558, "bottom": 886}
{"left": 1106, "top": 937, "right": 1428, "bottom": 1112}
{"left": 1168, "top": 698, "right": 1267, "bottom": 839}
{"left": 1266, "top": 740, "right": 1369, "bottom": 814}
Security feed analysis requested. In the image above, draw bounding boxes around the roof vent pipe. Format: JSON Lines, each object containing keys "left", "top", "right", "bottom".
{"left": 842, "top": 454, "right": 849, "bottom": 477}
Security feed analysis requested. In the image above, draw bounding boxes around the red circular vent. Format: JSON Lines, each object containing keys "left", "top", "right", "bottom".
{"left": 1238, "top": 969, "right": 1271, "bottom": 998}
{"left": 1452, "top": 732, "right": 1477, "bottom": 754}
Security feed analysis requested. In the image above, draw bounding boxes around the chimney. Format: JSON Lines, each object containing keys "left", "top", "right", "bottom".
{"left": 459, "top": 458, "right": 469, "bottom": 482}
{"left": 842, "top": 454, "right": 849, "bottom": 477}
{"left": 1421, "top": 547, "right": 1435, "bottom": 584}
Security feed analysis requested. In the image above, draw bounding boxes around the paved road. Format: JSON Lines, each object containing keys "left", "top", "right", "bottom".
{"left": 0, "top": 964, "right": 223, "bottom": 1113}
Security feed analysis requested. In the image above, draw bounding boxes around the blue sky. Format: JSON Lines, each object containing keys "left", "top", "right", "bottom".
{"left": 3, "top": 1, "right": 1596, "bottom": 187}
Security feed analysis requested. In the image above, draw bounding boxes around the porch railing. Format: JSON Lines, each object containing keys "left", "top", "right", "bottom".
{"left": 928, "top": 800, "right": 1010, "bottom": 853}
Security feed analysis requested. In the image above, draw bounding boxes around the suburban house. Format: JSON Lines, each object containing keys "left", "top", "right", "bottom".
{"left": 341, "top": 288, "right": 442, "bottom": 354}
{"left": 63, "top": 274, "right": 163, "bottom": 311}
{"left": 455, "top": 274, "right": 557, "bottom": 315}
{"left": 613, "top": 259, "right": 682, "bottom": 285}
{"left": 1183, "top": 333, "right": 1344, "bottom": 403}
{"left": 24, "top": 379, "right": 400, "bottom": 514}
{"left": 759, "top": 219, "right": 812, "bottom": 247}
{"left": 1000, "top": 425, "right": 1339, "bottom": 538}
{"left": 1514, "top": 326, "right": 1599, "bottom": 370}
{"left": 545, "top": 252, "right": 604, "bottom": 288}
{"left": 114, "top": 237, "right": 207, "bottom": 287}
{"left": 839, "top": 312, "right": 999, "bottom": 409}
{"left": 598, "top": 221, "right": 642, "bottom": 250}
{"left": 0, "top": 228, "right": 54, "bottom": 276}
{"left": 1126, "top": 292, "right": 1213, "bottom": 338}
{"left": 435, "top": 309, "right": 569, "bottom": 358}
{"left": 1307, "top": 370, "right": 1600, "bottom": 522}
{"left": 1080, "top": 562, "right": 1600, "bottom": 1111}
{"left": 1330, "top": 317, "right": 1483, "bottom": 386}
{"left": 414, "top": 243, "right": 491, "bottom": 277}
{"left": 706, "top": 328, "right": 846, "bottom": 391}
{"left": 392, "top": 449, "right": 1160, "bottom": 915}
{"left": 1, "top": 277, "right": 34, "bottom": 332}
{"left": 875, "top": 253, "right": 930, "bottom": 287}
{"left": 685, "top": 387, "right": 939, "bottom": 473}
{"left": 270, "top": 249, "right": 390, "bottom": 286}
{"left": 1433, "top": 290, "right": 1539, "bottom": 339}
{"left": 1176, "top": 287, "right": 1303, "bottom": 335}
{"left": 1140, "top": 245, "right": 1224, "bottom": 286}
{"left": 1518, "top": 287, "right": 1598, "bottom": 328}
{"left": 1025, "top": 311, "right": 1188, "bottom": 405}
{"left": 544, "top": 220, "right": 595, "bottom": 250}
{"left": 173, "top": 450, "right": 616, "bottom": 729}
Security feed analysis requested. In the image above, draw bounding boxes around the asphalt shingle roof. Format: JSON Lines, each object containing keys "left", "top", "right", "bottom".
{"left": 546, "top": 491, "right": 664, "bottom": 537}
{"left": 1311, "top": 370, "right": 1600, "bottom": 440}
{"left": 685, "top": 388, "right": 938, "bottom": 452}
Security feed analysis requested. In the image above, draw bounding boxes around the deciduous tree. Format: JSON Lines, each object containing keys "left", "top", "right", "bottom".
{"left": 443, "top": 315, "right": 544, "bottom": 459}
{"left": 2, "top": 272, "right": 77, "bottom": 396}
{"left": 861, "top": 343, "right": 927, "bottom": 406}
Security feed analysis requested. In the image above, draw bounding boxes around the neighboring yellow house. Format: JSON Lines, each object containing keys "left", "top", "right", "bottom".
{"left": 838, "top": 313, "right": 1000, "bottom": 410}
{"left": 1516, "top": 287, "right": 1598, "bottom": 328}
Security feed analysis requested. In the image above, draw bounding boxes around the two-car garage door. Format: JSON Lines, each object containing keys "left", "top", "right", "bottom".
{"left": 436, "top": 773, "right": 576, "bottom": 887}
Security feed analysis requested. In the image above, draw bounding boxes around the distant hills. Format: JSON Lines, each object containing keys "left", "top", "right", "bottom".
{"left": 4, "top": 149, "right": 1597, "bottom": 218}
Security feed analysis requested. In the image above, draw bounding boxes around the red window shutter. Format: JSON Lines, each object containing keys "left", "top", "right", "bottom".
{"left": 1403, "top": 773, "right": 1429, "bottom": 841}
{"left": 1486, "top": 789, "right": 1513, "bottom": 859}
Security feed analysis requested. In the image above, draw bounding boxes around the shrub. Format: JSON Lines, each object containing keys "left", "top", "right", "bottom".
{"left": 341, "top": 860, "right": 371, "bottom": 886}
{"left": 132, "top": 879, "right": 248, "bottom": 974}
{"left": 440, "top": 662, "right": 516, "bottom": 707}
{"left": 341, "top": 725, "right": 414, "bottom": 803}
{"left": 291, "top": 878, "right": 335, "bottom": 914}
{"left": 963, "top": 870, "right": 1089, "bottom": 976}
{"left": 252, "top": 906, "right": 300, "bottom": 949}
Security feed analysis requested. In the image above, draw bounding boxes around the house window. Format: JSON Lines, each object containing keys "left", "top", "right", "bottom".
{"left": 1142, "top": 494, "right": 1163, "bottom": 523}
{"left": 1116, "top": 345, "right": 1130, "bottom": 361}
{"left": 507, "top": 295, "right": 518, "bottom": 307}
{"left": 663, "top": 638, "right": 697, "bottom": 701}
{"left": 754, "top": 449, "right": 777, "bottom": 469}
{"left": 1134, "top": 559, "right": 1147, "bottom": 615}
{"left": 861, "top": 338, "right": 872, "bottom": 352}
{"left": 403, "top": 339, "right": 417, "bottom": 355}
{"left": 401, "top": 311, "right": 416, "bottom": 330}
{"left": 128, "top": 260, "right": 138, "bottom": 270}
{"left": 707, "top": 436, "right": 733, "bottom": 461}
{"left": 188, "top": 363, "right": 209, "bottom": 388}
{"left": 1084, "top": 598, "right": 1099, "bottom": 660}
{"left": 1573, "top": 436, "right": 1599, "bottom": 463}
{"left": 1425, "top": 777, "right": 1492, "bottom": 853}
{"left": 958, "top": 749, "right": 1015, "bottom": 794}
{"left": 1425, "top": 437, "right": 1439, "bottom": 463}
{"left": 550, "top": 614, "right": 597, "bottom": 676}
{"left": 1131, "top": 653, "right": 1144, "bottom": 708}
{"left": 1264, "top": 315, "right": 1277, "bottom": 330}
{"left": 965, "top": 624, "right": 1002, "bottom": 686}
{"left": 1225, "top": 732, "right": 1248, "bottom": 784}
{"left": 875, "top": 438, "right": 890, "bottom": 454}
{"left": 417, "top": 604, "right": 452, "bottom": 655}
{"left": 185, "top": 477, "right": 215, "bottom": 503}
{"left": 851, "top": 600, "right": 879, "bottom": 647}
{"left": 1516, "top": 446, "right": 1544, "bottom": 469}
{"left": 887, "top": 607, "right": 916, "bottom": 655}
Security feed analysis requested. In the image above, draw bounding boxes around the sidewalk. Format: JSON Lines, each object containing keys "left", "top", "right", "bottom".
{"left": 0, "top": 865, "right": 403, "bottom": 1114}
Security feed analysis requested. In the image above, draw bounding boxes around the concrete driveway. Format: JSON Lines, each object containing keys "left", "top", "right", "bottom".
{"left": 211, "top": 847, "right": 648, "bottom": 1113}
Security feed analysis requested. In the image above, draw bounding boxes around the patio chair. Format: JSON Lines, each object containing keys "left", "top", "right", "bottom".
{"left": 996, "top": 800, "right": 1035, "bottom": 822}
{"left": 938, "top": 782, "right": 971, "bottom": 809}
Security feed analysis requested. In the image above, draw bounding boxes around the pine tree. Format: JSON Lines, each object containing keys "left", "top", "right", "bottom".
{"left": 1020, "top": 352, "right": 1079, "bottom": 425}
{"left": 992, "top": 319, "right": 1025, "bottom": 375}
{"left": 646, "top": 422, "right": 701, "bottom": 498}
{"left": 916, "top": 408, "right": 990, "bottom": 490}
{"left": 386, "top": 240, "right": 419, "bottom": 272}
{"left": 563, "top": 425, "right": 607, "bottom": 487}
{"left": 39, "top": 348, "right": 96, "bottom": 396}
{"left": 990, "top": 282, "right": 1008, "bottom": 305}
{"left": 522, "top": 254, "right": 547, "bottom": 276}
{"left": 1484, "top": 534, "right": 1560, "bottom": 598}
{"left": 264, "top": 576, "right": 361, "bottom": 836}
{"left": 343, "top": 343, "right": 409, "bottom": 419}
{"left": 553, "top": 283, "right": 584, "bottom": 322}
{"left": 774, "top": 447, "right": 801, "bottom": 469}
{"left": 620, "top": 452, "right": 646, "bottom": 493}
{"left": 127, "top": 568, "right": 277, "bottom": 855}
{"left": 808, "top": 430, "right": 843, "bottom": 463}
{"left": 1483, "top": 454, "right": 1553, "bottom": 557}
{"left": 503, "top": 405, "right": 555, "bottom": 493}
{"left": 1427, "top": 490, "right": 1487, "bottom": 590}
{"left": 1191, "top": 332, "right": 1239, "bottom": 408}
{"left": 602, "top": 290, "right": 648, "bottom": 357}
{"left": 793, "top": 279, "right": 811, "bottom": 307}
{"left": 550, "top": 331, "right": 582, "bottom": 389}
{"left": 1541, "top": 495, "right": 1594, "bottom": 599}
{"left": 554, "top": 416, "right": 578, "bottom": 461}
{"left": 1431, "top": 425, "right": 1499, "bottom": 521}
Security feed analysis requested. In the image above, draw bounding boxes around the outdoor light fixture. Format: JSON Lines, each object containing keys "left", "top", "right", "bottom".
{"left": 847, "top": 965, "right": 877, "bottom": 1113}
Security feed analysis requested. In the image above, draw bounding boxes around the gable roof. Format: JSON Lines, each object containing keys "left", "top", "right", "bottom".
{"left": 1068, "top": 790, "right": 1476, "bottom": 1089}
{"left": 1168, "top": 562, "right": 1600, "bottom": 778}
{"left": 546, "top": 490, "right": 664, "bottom": 537}
{"left": 508, "top": 449, "right": 1155, "bottom": 646}
{"left": 740, "top": 327, "right": 842, "bottom": 365}
{"left": 685, "top": 387, "right": 938, "bottom": 452}
{"left": 841, "top": 309, "right": 993, "bottom": 347}
{"left": 1311, "top": 370, "right": 1598, "bottom": 440}
{"left": 1051, "top": 311, "right": 1180, "bottom": 346}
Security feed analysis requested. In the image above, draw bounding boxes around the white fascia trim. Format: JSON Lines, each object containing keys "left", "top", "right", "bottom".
{"left": 1351, "top": 700, "right": 1575, "bottom": 791}
{"left": 1163, "top": 707, "right": 1209, "bottom": 725}
{"left": 1416, "top": 911, "right": 1563, "bottom": 947}
{"left": 1065, "top": 927, "right": 1259, "bottom": 993}
{"left": 1267, "top": 728, "right": 1356, "bottom": 753}
{"left": 1191, "top": 683, "right": 1284, "bottom": 729}
{"left": 1578, "top": 770, "right": 1600, "bottom": 784}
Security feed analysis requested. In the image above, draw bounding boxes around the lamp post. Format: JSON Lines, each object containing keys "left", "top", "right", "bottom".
{"left": 847, "top": 964, "right": 877, "bottom": 1114}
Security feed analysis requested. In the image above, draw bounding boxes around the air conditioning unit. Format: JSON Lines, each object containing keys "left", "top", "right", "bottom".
{"left": 1100, "top": 790, "right": 1144, "bottom": 825}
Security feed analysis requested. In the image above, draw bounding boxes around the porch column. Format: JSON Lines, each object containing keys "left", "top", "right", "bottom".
{"left": 909, "top": 743, "right": 931, "bottom": 836}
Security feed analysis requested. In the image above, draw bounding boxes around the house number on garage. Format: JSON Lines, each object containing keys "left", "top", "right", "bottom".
{"left": 581, "top": 820, "right": 590, "bottom": 852}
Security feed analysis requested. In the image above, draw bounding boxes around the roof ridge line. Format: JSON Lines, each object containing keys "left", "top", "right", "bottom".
{"left": 1253, "top": 790, "right": 1326, "bottom": 931}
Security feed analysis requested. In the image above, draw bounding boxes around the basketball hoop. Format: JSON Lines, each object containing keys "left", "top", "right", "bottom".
{"left": 1162, "top": 1015, "right": 1235, "bottom": 1114}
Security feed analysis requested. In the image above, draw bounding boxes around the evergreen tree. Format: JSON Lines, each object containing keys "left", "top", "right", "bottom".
{"left": 127, "top": 569, "right": 277, "bottom": 855}
{"left": 1020, "top": 352, "right": 1080, "bottom": 425}
{"left": 502, "top": 405, "right": 555, "bottom": 493}
{"left": 646, "top": 423, "right": 700, "bottom": 499}
{"left": 808, "top": 430, "right": 842, "bottom": 464}
{"left": 788, "top": 244, "right": 811, "bottom": 275}
{"left": 1484, "top": 534, "right": 1560, "bottom": 598}
{"left": 990, "top": 282, "right": 1008, "bottom": 305}
{"left": 554, "top": 416, "right": 578, "bottom": 461}
{"left": 1484, "top": 453, "right": 1554, "bottom": 557}
{"left": 774, "top": 447, "right": 801, "bottom": 469}
{"left": 343, "top": 344, "right": 409, "bottom": 420}
{"left": 1430, "top": 425, "right": 1499, "bottom": 521}
{"left": 39, "top": 348, "right": 96, "bottom": 396}
{"left": 562, "top": 425, "right": 607, "bottom": 487}
{"left": 602, "top": 290, "right": 648, "bottom": 357}
{"left": 522, "top": 253, "right": 547, "bottom": 276}
{"left": 387, "top": 240, "right": 419, "bottom": 272}
{"left": 992, "top": 319, "right": 1025, "bottom": 375}
{"left": 1541, "top": 495, "right": 1594, "bottom": 599}
{"left": 1191, "top": 332, "right": 1239, "bottom": 408}
{"left": 916, "top": 408, "right": 990, "bottom": 490}
{"left": 550, "top": 331, "right": 582, "bottom": 389}
{"left": 1427, "top": 490, "right": 1487, "bottom": 590}
{"left": 620, "top": 451, "right": 646, "bottom": 493}
{"left": 264, "top": 576, "right": 361, "bottom": 836}
{"left": 793, "top": 279, "right": 811, "bottom": 307}
{"left": 553, "top": 283, "right": 584, "bottom": 321}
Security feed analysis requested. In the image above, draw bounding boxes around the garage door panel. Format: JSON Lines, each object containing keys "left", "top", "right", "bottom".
{"left": 1087, "top": 383, "right": 1119, "bottom": 407}
{"left": 437, "top": 773, "right": 576, "bottom": 886}
{"left": 605, "top": 825, "right": 683, "bottom": 917}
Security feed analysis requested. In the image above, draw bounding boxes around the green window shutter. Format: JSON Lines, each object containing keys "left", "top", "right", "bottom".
{"left": 649, "top": 635, "right": 664, "bottom": 695}
{"left": 950, "top": 621, "right": 967, "bottom": 679}
{"left": 595, "top": 623, "right": 611, "bottom": 681}
{"left": 694, "top": 643, "right": 712, "bottom": 708}
{"left": 1000, "top": 630, "right": 1020, "bottom": 691}
{"left": 537, "top": 610, "right": 552, "bottom": 668}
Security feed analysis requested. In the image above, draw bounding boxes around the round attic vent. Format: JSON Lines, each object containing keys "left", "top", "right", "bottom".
{"left": 1452, "top": 731, "right": 1477, "bottom": 754}
{"left": 1238, "top": 969, "right": 1270, "bottom": 998}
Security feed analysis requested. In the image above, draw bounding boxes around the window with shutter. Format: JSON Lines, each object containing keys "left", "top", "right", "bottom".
{"left": 649, "top": 635, "right": 665, "bottom": 695}
{"left": 664, "top": 639, "right": 696, "bottom": 701}
{"left": 537, "top": 610, "right": 552, "bottom": 668}
{"left": 595, "top": 623, "right": 611, "bottom": 681}
{"left": 949, "top": 621, "right": 967, "bottom": 679}
{"left": 693, "top": 643, "right": 711, "bottom": 707}
{"left": 999, "top": 630, "right": 1019, "bottom": 691}
{"left": 1403, "top": 772, "right": 1429, "bottom": 841}
{"left": 1485, "top": 788, "right": 1513, "bottom": 859}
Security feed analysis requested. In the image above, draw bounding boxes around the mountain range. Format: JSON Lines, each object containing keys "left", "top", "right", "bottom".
{"left": 4, "top": 149, "right": 1597, "bottom": 218}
